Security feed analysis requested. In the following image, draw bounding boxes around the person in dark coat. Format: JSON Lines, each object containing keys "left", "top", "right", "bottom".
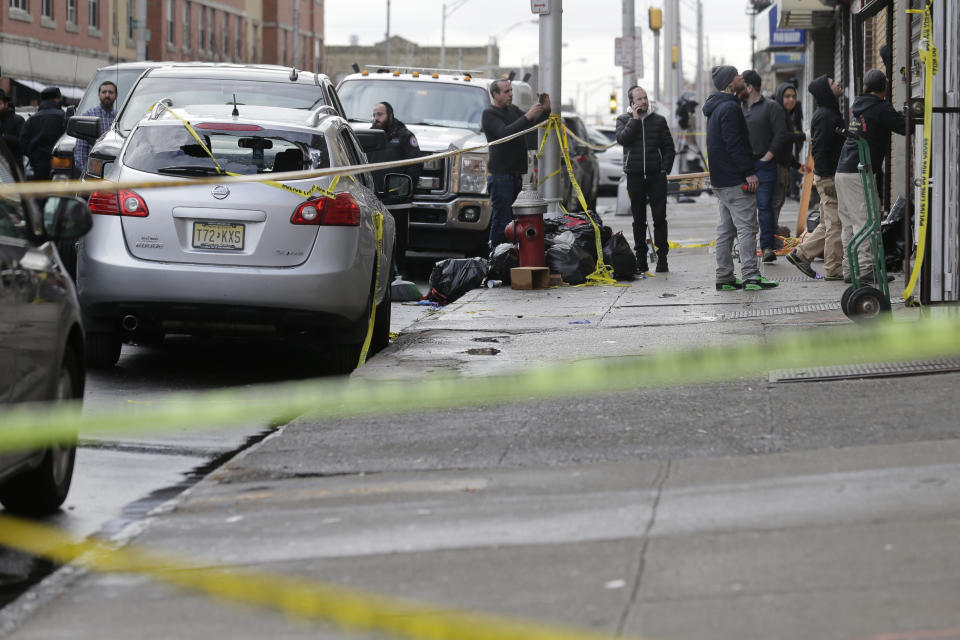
{"left": 615, "top": 85, "right": 675, "bottom": 273}
{"left": 0, "top": 90, "right": 26, "bottom": 172}
{"left": 786, "top": 74, "right": 846, "bottom": 281}
{"left": 772, "top": 82, "right": 806, "bottom": 222}
{"left": 834, "top": 69, "right": 905, "bottom": 284}
{"left": 702, "top": 65, "right": 777, "bottom": 291}
{"left": 481, "top": 79, "right": 550, "bottom": 249}
{"left": 19, "top": 86, "right": 66, "bottom": 181}
{"left": 368, "top": 101, "right": 422, "bottom": 273}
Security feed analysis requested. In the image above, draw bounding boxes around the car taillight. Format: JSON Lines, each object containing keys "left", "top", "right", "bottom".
{"left": 88, "top": 190, "right": 150, "bottom": 217}
{"left": 290, "top": 193, "right": 361, "bottom": 226}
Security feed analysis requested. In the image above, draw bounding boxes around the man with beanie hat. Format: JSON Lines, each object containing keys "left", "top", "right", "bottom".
{"left": 787, "top": 74, "right": 846, "bottom": 281}
{"left": 702, "top": 66, "right": 778, "bottom": 291}
{"left": 740, "top": 69, "right": 789, "bottom": 263}
{"left": 834, "top": 69, "right": 904, "bottom": 283}
{"left": 19, "top": 86, "right": 65, "bottom": 181}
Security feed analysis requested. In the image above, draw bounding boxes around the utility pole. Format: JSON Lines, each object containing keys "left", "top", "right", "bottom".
{"left": 650, "top": 7, "right": 662, "bottom": 102}
{"left": 292, "top": 0, "right": 300, "bottom": 68}
{"left": 662, "top": 0, "right": 681, "bottom": 126}
{"left": 135, "top": 0, "right": 147, "bottom": 61}
{"left": 696, "top": 0, "right": 703, "bottom": 108}
{"left": 385, "top": 0, "right": 391, "bottom": 65}
{"left": 621, "top": 0, "right": 635, "bottom": 105}
{"left": 538, "top": 0, "right": 562, "bottom": 211}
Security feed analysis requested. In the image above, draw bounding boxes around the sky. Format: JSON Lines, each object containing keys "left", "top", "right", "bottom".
{"left": 324, "top": 0, "right": 754, "bottom": 123}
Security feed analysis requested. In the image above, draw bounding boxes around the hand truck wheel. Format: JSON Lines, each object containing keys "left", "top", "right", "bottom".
{"left": 844, "top": 286, "right": 891, "bottom": 322}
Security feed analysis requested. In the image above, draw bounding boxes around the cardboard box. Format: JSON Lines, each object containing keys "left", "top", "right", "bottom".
{"left": 510, "top": 266, "right": 550, "bottom": 290}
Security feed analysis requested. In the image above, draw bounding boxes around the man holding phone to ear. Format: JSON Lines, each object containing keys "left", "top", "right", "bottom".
{"left": 615, "top": 85, "right": 675, "bottom": 273}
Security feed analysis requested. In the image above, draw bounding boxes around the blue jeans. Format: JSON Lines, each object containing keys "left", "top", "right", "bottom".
{"left": 487, "top": 174, "right": 522, "bottom": 248}
{"left": 754, "top": 159, "right": 777, "bottom": 251}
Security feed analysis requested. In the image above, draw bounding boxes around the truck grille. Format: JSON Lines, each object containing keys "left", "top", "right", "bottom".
{"left": 410, "top": 208, "right": 447, "bottom": 224}
{"left": 416, "top": 157, "right": 448, "bottom": 195}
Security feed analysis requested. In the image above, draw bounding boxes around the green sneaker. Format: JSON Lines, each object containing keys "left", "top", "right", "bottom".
{"left": 743, "top": 276, "right": 779, "bottom": 290}
{"left": 716, "top": 278, "right": 743, "bottom": 291}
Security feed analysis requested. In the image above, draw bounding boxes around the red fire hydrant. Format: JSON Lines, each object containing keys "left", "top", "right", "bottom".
{"left": 503, "top": 184, "right": 548, "bottom": 267}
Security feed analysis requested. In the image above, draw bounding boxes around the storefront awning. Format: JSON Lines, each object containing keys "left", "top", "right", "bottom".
{"left": 11, "top": 78, "right": 85, "bottom": 101}
{"left": 775, "top": 0, "right": 836, "bottom": 29}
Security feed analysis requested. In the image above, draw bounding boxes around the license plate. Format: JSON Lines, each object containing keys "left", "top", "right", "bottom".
{"left": 192, "top": 222, "right": 244, "bottom": 250}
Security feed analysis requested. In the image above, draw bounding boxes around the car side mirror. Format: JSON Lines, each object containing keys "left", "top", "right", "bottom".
{"left": 378, "top": 173, "right": 413, "bottom": 205}
{"left": 353, "top": 128, "right": 387, "bottom": 153}
{"left": 67, "top": 115, "right": 102, "bottom": 144}
{"left": 42, "top": 196, "right": 93, "bottom": 241}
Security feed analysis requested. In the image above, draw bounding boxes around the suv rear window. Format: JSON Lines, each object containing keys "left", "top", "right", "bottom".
{"left": 123, "top": 124, "right": 329, "bottom": 177}
{"left": 338, "top": 79, "right": 489, "bottom": 130}
{"left": 117, "top": 77, "right": 328, "bottom": 133}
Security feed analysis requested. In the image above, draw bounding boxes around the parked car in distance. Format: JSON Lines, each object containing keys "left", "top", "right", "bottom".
{"left": 51, "top": 61, "right": 166, "bottom": 181}
{"left": 588, "top": 125, "right": 622, "bottom": 197}
{"left": 557, "top": 112, "right": 599, "bottom": 212}
{"left": 76, "top": 102, "right": 409, "bottom": 374}
{"left": 0, "top": 140, "right": 93, "bottom": 515}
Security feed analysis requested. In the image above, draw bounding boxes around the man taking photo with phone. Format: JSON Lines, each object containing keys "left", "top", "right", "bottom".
{"left": 615, "top": 85, "right": 675, "bottom": 273}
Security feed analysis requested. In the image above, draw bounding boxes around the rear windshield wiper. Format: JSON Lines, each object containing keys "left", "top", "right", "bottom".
{"left": 157, "top": 165, "right": 223, "bottom": 176}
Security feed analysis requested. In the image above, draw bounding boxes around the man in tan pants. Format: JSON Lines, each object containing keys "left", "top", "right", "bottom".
{"left": 787, "top": 74, "right": 845, "bottom": 280}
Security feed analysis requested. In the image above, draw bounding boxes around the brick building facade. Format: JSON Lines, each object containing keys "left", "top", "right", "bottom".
{"left": 0, "top": 0, "right": 323, "bottom": 105}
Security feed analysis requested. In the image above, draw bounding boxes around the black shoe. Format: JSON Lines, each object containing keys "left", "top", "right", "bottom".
{"left": 716, "top": 279, "right": 743, "bottom": 291}
{"left": 762, "top": 248, "right": 777, "bottom": 263}
{"left": 843, "top": 275, "right": 852, "bottom": 283}
{"left": 655, "top": 258, "right": 668, "bottom": 273}
{"left": 786, "top": 250, "right": 817, "bottom": 278}
{"left": 743, "top": 276, "right": 779, "bottom": 290}
{"left": 824, "top": 273, "right": 844, "bottom": 281}
{"left": 862, "top": 272, "right": 895, "bottom": 284}
{"left": 636, "top": 261, "right": 649, "bottom": 274}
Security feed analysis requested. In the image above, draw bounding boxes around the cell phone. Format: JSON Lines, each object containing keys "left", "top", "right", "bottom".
{"left": 538, "top": 93, "right": 546, "bottom": 105}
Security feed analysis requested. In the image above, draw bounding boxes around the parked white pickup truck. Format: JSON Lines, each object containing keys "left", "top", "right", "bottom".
{"left": 338, "top": 69, "right": 535, "bottom": 258}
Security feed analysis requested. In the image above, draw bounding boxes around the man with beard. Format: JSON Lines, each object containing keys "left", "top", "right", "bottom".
{"left": 74, "top": 80, "right": 118, "bottom": 178}
{"left": 369, "top": 101, "right": 421, "bottom": 273}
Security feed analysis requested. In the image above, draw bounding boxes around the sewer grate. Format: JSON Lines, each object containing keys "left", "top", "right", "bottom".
{"left": 722, "top": 302, "right": 841, "bottom": 320}
{"left": 770, "top": 357, "right": 960, "bottom": 383}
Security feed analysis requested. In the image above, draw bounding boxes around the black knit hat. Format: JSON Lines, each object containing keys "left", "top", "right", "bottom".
{"left": 711, "top": 65, "right": 738, "bottom": 91}
{"left": 40, "top": 86, "right": 62, "bottom": 100}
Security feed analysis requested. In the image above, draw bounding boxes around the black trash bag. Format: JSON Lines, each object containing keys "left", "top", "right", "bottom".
{"left": 602, "top": 232, "right": 637, "bottom": 281}
{"left": 806, "top": 208, "right": 821, "bottom": 234}
{"left": 546, "top": 242, "right": 594, "bottom": 285}
{"left": 568, "top": 223, "right": 600, "bottom": 259}
{"left": 426, "top": 257, "right": 489, "bottom": 304}
{"left": 488, "top": 243, "right": 519, "bottom": 283}
{"left": 881, "top": 195, "right": 908, "bottom": 272}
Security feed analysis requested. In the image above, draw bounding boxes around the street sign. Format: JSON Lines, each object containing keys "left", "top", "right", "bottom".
{"left": 614, "top": 36, "right": 634, "bottom": 70}
{"left": 530, "top": 0, "right": 550, "bottom": 15}
{"left": 634, "top": 26, "right": 644, "bottom": 79}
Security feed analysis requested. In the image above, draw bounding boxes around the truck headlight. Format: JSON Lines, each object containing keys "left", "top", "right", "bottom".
{"left": 457, "top": 153, "right": 487, "bottom": 195}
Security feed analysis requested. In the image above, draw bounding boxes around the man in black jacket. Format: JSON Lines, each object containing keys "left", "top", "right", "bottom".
{"left": 615, "top": 85, "right": 675, "bottom": 272}
{"left": 787, "top": 74, "right": 846, "bottom": 281}
{"left": 369, "top": 101, "right": 421, "bottom": 273}
{"left": 834, "top": 69, "right": 904, "bottom": 284}
{"left": 19, "top": 86, "right": 65, "bottom": 181}
{"left": 702, "top": 66, "right": 778, "bottom": 291}
{"left": 481, "top": 79, "right": 550, "bottom": 249}
{"left": 0, "top": 90, "right": 25, "bottom": 172}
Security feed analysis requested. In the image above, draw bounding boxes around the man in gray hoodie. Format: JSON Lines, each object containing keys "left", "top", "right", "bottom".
{"left": 741, "top": 70, "right": 788, "bottom": 263}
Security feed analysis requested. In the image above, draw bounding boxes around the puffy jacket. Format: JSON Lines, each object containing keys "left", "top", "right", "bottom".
{"left": 774, "top": 82, "right": 806, "bottom": 167}
{"left": 836, "top": 93, "right": 905, "bottom": 174}
{"left": 19, "top": 99, "right": 65, "bottom": 177}
{"left": 615, "top": 111, "right": 675, "bottom": 175}
{"left": 702, "top": 91, "right": 754, "bottom": 189}
{"left": 807, "top": 75, "right": 845, "bottom": 177}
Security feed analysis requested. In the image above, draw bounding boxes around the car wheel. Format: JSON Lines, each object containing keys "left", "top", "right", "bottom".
{"left": 0, "top": 347, "right": 79, "bottom": 515}
{"left": 86, "top": 331, "right": 122, "bottom": 368}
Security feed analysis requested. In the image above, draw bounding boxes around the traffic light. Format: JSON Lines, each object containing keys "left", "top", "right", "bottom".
{"left": 609, "top": 92, "right": 617, "bottom": 114}
{"left": 649, "top": 7, "right": 662, "bottom": 31}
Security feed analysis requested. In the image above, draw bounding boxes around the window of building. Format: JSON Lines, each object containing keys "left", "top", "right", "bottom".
{"left": 183, "top": 0, "right": 191, "bottom": 49}
{"left": 10, "top": 0, "right": 29, "bottom": 12}
{"left": 198, "top": 5, "right": 205, "bottom": 50}
{"left": 235, "top": 17, "right": 242, "bottom": 59}
{"left": 207, "top": 7, "right": 214, "bottom": 52}
{"left": 42, "top": 0, "right": 52, "bottom": 19}
{"left": 126, "top": 0, "right": 134, "bottom": 39}
{"left": 252, "top": 22, "right": 259, "bottom": 63}
{"left": 222, "top": 12, "right": 229, "bottom": 56}
{"left": 67, "top": 0, "right": 76, "bottom": 23}
{"left": 167, "top": 0, "right": 174, "bottom": 45}
{"left": 282, "top": 30, "right": 288, "bottom": 67}
{"left": 89, "top": 0, "right": 100, "bottom": 29}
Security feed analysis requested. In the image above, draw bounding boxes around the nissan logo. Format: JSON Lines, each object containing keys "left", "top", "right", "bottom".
{"left": 212, "top": 185, "right": 230, "bottom": 199}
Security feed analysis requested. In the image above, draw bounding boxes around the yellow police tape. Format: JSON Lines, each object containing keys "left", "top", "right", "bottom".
{"left": 902, "top": 0, "right": 937, "bottom": 307}
{"left": 0, "top": 514, "right": 638, "bottom": 640}
{"left": 357, "top": 210, "right": 385, "bottom": 368}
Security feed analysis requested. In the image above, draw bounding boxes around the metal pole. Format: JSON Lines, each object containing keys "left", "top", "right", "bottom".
{"left": 653, "top": 31, "right": 660, "bottom": 102}
{"left": 622, "top": 0, "right": 635, "bottom": 105}
{"left": 136, "top": 0, "right": 147, "bottom": 61}
{"left": 385, "top": 0, "right": 391, "bottom": 65}
{"left": 441, "top": 4, "right": 447, "bottom": 67}
{"left": 292, "top": 0, "right": 300, "bottom": 67}
{"left": 696, "top": 0, "right": 703, "bottom": 107}
{"left": 538, "top": 0, "right": 562, "bottom": 210}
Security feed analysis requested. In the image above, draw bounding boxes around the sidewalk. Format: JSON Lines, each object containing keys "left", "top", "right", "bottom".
{"left": 6, "top": 198, "right": 957, "bottom": 640}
